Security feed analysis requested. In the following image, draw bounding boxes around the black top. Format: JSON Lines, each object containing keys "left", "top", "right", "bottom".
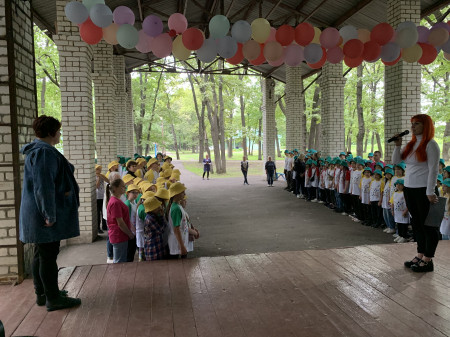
{"left": 265, "top": 161, "right": 276, "bottom": 172}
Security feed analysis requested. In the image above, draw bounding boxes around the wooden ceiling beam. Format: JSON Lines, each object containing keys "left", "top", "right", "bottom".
{"left": 191, "top": 0, "right": 213, "bottom": 17}
{"left": 264, "top": 0, "right": 328, "bottom": 26}
{"left": 265, "top": 0, "right": 283, "bottom": 20}
{"left": 421, "top": 0, "right": 450, "bottom": 18}
{"left": 225, "top": 0, "right": 237, "bottom": 17}
{"left": 31, "top": 7, "right": 56, "bottom": 36}
{"left": 229, "top": 0, "right": 259, "bottom": 21}
{"left": 331, "top": 0, "right": 374, "bottom": 28}
{"left": 300, "top": 0, "right": 329, "bottom": 23}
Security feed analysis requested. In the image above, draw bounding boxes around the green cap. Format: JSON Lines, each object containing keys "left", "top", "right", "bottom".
{"left": 340, "top": 152, "right": 346, "bottom": 156}
{"left": 395, "top": 162, "right": 406, "bottom": 171}
{"left": 306, "top": 159, "right": 313, "bottom": 165}
{"left": 374, "top": 169, "right": 383, "bottom": 176}
{"left": 368, "top": 152, "right": 374, "bottom": 157}
{"left": 394, "top": 178, "right": 404, "bottom": 186}
{"left": 385, "top": 168, "right": 394, "bottom": 176}
{"left": 311, "top": 160, "right": 317, "bottom": 166}
{"left": 444, "top": 166, "right": 450, "bottom": 173}
{"left": 443, "top": 178, "right": 450, "bottom": 187}
{"left": 385, "top": 164, "right": 394, "bottom": 169}
{"left": 374, "top": 162, "right": 384, "bottom": 169}
{"left": 440, "top": 158, "right": 445, "bottom": 166}
{"left": 363, "top": 167, "right": 373, "bottom": 173}
{"left": 437, "top": 174, "right": 443, "bottom": 183}
{"left": 341, "top": 161, "right": 349, "bottom": 168}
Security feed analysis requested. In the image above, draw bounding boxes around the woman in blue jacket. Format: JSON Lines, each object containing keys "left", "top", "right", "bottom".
{"left": 20, "top": 116, "right": 81, "bottom": 312}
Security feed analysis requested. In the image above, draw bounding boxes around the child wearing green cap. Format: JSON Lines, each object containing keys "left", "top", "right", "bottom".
{"left": 360, "top": 168, "right": 373, "bottom": 225}
{"left": 381, "top": 169, "right": 396, "bottom": 234}
{"left": 349, "top": 160, "right": 364, "bottom": 222}
{"left": 440, "top": 179, "right": 450, "bottom": 240}
{"left": 390, "top": 179, "right": 410, "bottom": 243}
{"left": 437, "top": 174, "right": 444, "bottom": 196}
{"left": 369, "top": 170, "right": 384, "bottom": 228}
{"left": 439, "top": 159, "right": 445, "bottom": 175}
{"left": 390, "top": 163, "right": 405, "bottom": 199}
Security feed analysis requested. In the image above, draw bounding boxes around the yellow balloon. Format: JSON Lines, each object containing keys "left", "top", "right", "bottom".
{"left": 402, "top": 44, "right": 423, "bottom": 63}
{"left": 103, "top": 23, "right": 119, "bottom": 45}
{"left": 311, "top": 27, "right": 321, "bottom": 44}
{"left": 172, "top": 35, "right": 191, "bottom": 61}
{"left": 251, "top": 18, "right": 271, "bottom": 43}
{"left": 357, "top": 29, "right": 371, "bottom": 43}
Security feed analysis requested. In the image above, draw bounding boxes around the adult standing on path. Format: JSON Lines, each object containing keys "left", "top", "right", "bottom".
{"left": 392, "top": 114, "right": 440, "bottom": 272}
{"left": 265, "top": 156, "right": 276, "bottom": 187}
{"left": 19, "top": 115, "right": 81, "bottom": 311}
{"left": 241, "top": 156, "right": 249, "bottom": 185}
{"left": 202, "top": 154, "right": 211, "bottom": 180}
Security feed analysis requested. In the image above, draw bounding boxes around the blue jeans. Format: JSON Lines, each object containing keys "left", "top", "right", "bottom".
{"left": 267, "top": 171, "right": 274, "bottom": 185}
{"left": 442, "top": 234, "right": 450, "bottom": 240}
{"left": 383, "top": 208, "right": 395, "bottom": 229}
{"left": 106, "top": 234, "right": 113, "bottom": 259}
{"left": 334, "top": 190, "right": 342, "bottom": 210}
{"left": 112, "top": 241, "right": 128, "bottom": 263}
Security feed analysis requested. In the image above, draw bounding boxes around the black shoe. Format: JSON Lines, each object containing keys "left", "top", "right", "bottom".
{"left": 36, "top": 290, "right": 69, "bottom": 306}
{"left": 404, "top": 256, "right": 422, "bottom": 268}
{"left": 411, "top": 259, "right": 433, "bottom": 273}
{"left": 46, "top": 295, "right": 81, "bottom": 312}
{"left": 98, "top": 228, "right": 104, "bottom": 234}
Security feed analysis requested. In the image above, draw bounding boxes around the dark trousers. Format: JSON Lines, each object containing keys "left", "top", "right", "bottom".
{"left": 203, "top": 170, "right": 210, "bottom": 179}
{"left": 362, "top": 203, "right": 371, "bottom": 223}
{"left": 97, "top": 199, "right": 107, "bottom": 230}
{"left": 308, "top": 187, "right": 317, "bottom": 200}
{"left": 370, "top": 201, "right": 383, "bottom": 227}
{"left": 352, "top": 195, "right": 362, "bottom": 219}
{"left": 340, "top": 193, "right": 351, "bottom": 213}
{"left": 397, "top": 222, "right": 409, "bottom": 238}
{"left": 242, "top": 170, "right": 249, "bottom": 184}
{"left": 267, "top": 171, "right": 274, "bottom": 185}
{"left": 106, "top": 234, "right": 113, "bottom": 259}
{"left": 286, "top": 171, "right": 292, "bottom": 189}
{"left": 32, "top": 241, "right": 60, "bottom": 300}
{"left": 404, "top": 187, "right": 440, "bottom": 257}
{"left": 127, "top": 237, "right": 137, "bottom": 262}
{"left": 299, "top": 176, "right": 305, "bottom": 195}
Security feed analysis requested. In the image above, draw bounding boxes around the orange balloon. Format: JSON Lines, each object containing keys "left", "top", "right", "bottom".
{"left": 428, "top": 28, "right": 449, "bottom": 46}
{"left": 103, "top": 23, "right": 119, "bottom": 45}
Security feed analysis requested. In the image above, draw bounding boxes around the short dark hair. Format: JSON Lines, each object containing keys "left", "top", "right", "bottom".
{"left": 33, "top": 115, "right": 61, "bottom": 138}
{"left": 374, "top": 151, "right": 381, "bottom": 155}
{"left": 126, "top": 160, "right": 137, "bottom": 169}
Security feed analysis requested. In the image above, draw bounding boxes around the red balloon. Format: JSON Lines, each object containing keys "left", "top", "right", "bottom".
{"left": 418, "top": 42, "right": 437, "bottom": 65}
{"left": 182, "top": 28, "right": 204, "bottom": 50}
{"left": 276, "top": 25, "right": 295, "bottom": 46}
{"left": 295, "top": 22, "right": 314, "bottom": 46}
{"left": 371, "top": 22, "right": 394, "bottom": 46}
{"left": 343, "top": 39, "right": 364, "bottom": 58}
{"left": 168, "top": 29, "right": 177, "bottom": 38}
{"left": 344, "top": 55, "right": 363, "bottom": 68}
{"left": 250, "top": 44, "right": 266, "bottom": 65}
{"left": 226, "top": 43, "right": 244, "bottom": 65}
{"left": 308, "top": 47, "right": 327, "bottom": 69}
{"left": 80, "top": 18, "right": 103, "bottom": 45}
{"left": 362, "top": 41, "right": 381, "bottom": 61}
{"left": 382, "top": 52, "right": 402, "bottom": 66}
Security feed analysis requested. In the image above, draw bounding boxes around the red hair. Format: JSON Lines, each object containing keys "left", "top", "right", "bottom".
{"left": 401, "top": 114, "right": 434, "bottom": 162}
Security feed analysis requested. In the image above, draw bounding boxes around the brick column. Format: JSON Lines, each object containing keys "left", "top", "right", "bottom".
{"left": 125, "top": 73, "right": 135, "bottom": 155}
{"left": 319, "top": 62, "right": 346, "bottom": 157}
{"left": 285, "top": 66, "right": 306, "bottom": 151}
{"left": 92, "top": 42, "right": 117, "bottom": 169}
{"left": 0, "top": 0, "right": 37, "bottom": 283}
{"left": 384, "top": 0, "right": 421, "bottom": 160}
{"left": 54, "top": 0, "right": 96, "bottom": 243}
{"left": 113, "top": 56, "right": 127, "bottom": 156}
{"left": 262, "top": 78, "right": 276, "bottom": 162}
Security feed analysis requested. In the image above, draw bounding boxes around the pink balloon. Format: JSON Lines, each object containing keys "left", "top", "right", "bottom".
{"left": 417, "top": 26, "right": 430, "bottom": 43}
{"left": 136, "top": 29, "right": 153, "bottom": 53}
{"left": 152, "top": 33, "right": 173, "bottom": 58}
{"left": 327, "top": 46, "right": 344, "bottom": 63}
{"left": 284, "top": 44, "right": 304, "bottom": 66}
{"left": 268, "top": 52, "right": 285, "bottom": 66}
{"left": 113, "top": 6, "right": 135, "bottom": 25}
{"left": 320, "top": 27, "right": 340, "bottom": 49}
{"left": 168, "top": 13, "right": 188, "bottom": 34}
{"left": 266, "top": 27, "right": 277, "bottom": 42}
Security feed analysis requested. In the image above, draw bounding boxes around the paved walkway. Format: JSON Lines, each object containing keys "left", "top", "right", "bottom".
{"left": 58, "top": 161, "right": 393, "bottom": 267}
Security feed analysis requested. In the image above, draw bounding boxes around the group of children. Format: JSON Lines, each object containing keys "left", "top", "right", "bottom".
{"left": 281, "top": 149, "right": 450, "bottom": 244}
{"left": 95, "top": 152, "right": 200, "bottom": 263}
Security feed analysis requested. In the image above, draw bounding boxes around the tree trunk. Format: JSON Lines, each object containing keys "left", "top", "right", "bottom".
{"left": 443, "top": 74, "right": 450, "bottom": 160}
{"left": 171, "top": 123, "right": 180, "bottom": 159}
{"left": 347, "top": 129, "right": 352, "bottom": 153}
{"left": 314, "top": 123, "right": 321, "bottom": 151}
{"left": 249, "top": 139, "right": 253, "bottom": 156}
{"left": 217, "top": 69, "right": 227, "bottom": 173}
{"left": 135, "top": 73, "right": 147, "bottom": 155}
{"left": 275, "top": 127, "right": 281, "bottom": 158}
{"left": 188, "top": 74, "right": 205, "bottom": 163}
{"left": 356, "top": 65, "right": 365, "bottom": 157}
{"left": 258, "top": 117, "right": 262, "bottom": 160}
{"left": 143, "top": 72, "right": 162, "bottom": 156}
{"left": 371, "top": 133, "right": 374, "bottom": 153}
{"left": 364, "top": 136, "right": 368, "bottom": 153}
{"left": 228, "top": 137, "right": 233, "bottom": 158}
{"left": 40, "top": 76, "right": 46, "bottom": 115}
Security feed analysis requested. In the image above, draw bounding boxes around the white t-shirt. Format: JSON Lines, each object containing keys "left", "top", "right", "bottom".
{"left": 326, "top": 168, "right": 334, "bottom": 189}
{"left": 320, "top": 169, "right": 327, "bottom": 189}
{"left": 381, "top": 179, "right": 392, "bottom": 209}
{"left": 96, "top": 177, "right": 105, "bottom": 200}
{"left": 391, "top": 191, "right": 410, "bottom": 224}
{"left": 334, "top": 168, "right": 341, "bottom": 191}
{"left": 360, "top": 177, "right": 372, "bottom": 204}
{"left": 305, "top": 169, "right": 311, "bottom": 188}
{"left": 350, "top": 170, "right": 362, "bottom": 196}
{"left": 168, "top": 204, "right": 194, "bottom": 255}
{"left": 311, "top": 168, "right": 318, "bottom": 187}
{"left": 440, "top": 198, "right": 450, "bottom": 235}
{"left": 369, "top": 180, "right": 382, "bottom": 202}
{"left": 284, "top": 157, "right": 290, "bottom": 170}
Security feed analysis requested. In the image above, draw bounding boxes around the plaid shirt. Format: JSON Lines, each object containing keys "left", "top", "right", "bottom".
{"left": 143, "top": 213, "right": 166, "bottom": 260}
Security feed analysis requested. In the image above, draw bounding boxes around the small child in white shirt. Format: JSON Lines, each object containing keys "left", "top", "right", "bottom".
{"left": 390, "top": 179, "right": 410, "bottom": 243}
{"left": 440, "top": 178, "right": 450, "bottom": 240}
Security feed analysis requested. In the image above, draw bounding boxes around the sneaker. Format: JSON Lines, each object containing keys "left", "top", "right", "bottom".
{"left": 46, "top": 295, "right": 81, "bottom": 312}
{"left": 297, "top": 195, "right": 301, "bottom": 198}
{"left": 353, "top": 219, "right": 361, "bottom": 223}
{"left": 341, "top": 212, "right": 347, "bottom": 216}
{"left": 386, "top": 228, "right": 396, "bottom": 234}
{"left": 300, "top": 195, "right": 305, "bottom": 199}
{"left": 107, "top": 258, "right": 114, "bottom": 264}
{"left": 311, "top": 199, "right": 317, "bottom": 203}
{"left": 397, "top": 237, "right": 408, "bottom": 243}
{"left": 318, "top": 201, "right": 324, "bottom": 204}
{"left": 268, "top": 184, "right": 271, "bottom": 187}
{"left": 392, "top": 234, "right": 399, "bottom": 238}
{"left": 383, "top": 228, "right": 389, "bottom": 233}
{"left": 36, "top": 290, "right": 68, "bottom": 306}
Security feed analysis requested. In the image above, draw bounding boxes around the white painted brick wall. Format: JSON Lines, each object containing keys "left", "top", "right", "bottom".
{"left": 263, "top": 78, "right": 276, "bottom": 162}
{"left": 285, "top": 66, "right": 306, "bottom": 151}
{"left": 113, "top": 56, "right": 128, "bottom": 156}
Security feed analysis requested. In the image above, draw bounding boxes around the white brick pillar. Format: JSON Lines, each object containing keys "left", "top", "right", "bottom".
{"left": 54, "top": 0, "right": 96, "bottom": 243}
{"left": 113, "top": 56, "right": 127, "bottom": 156}
{"left": 285, "top": 66, "right": 306, "bottom": 151}
{"left": 319, "top": 62, "right": 346, "bottom": 157}
{"left": 384, "top": 0, "right": 421, "bottom": 160}
{"left": 0, "top": 0, "right": 36, "bottom": 283}
{"left": 93, "top": 42, "right": 117, "bottom": 169}
{"left": 125, "top": 73, "right": 135, "bottom": 155}
{"left": 263, "top": 78, "right": 276, "bottom": 162}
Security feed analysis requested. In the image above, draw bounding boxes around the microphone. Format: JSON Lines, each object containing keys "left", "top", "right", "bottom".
{"left": 387, "top": 130, "right": 409, "bottom": 143}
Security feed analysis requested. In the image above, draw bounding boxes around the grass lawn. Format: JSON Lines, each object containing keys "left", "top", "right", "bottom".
{"left": 176, "top": 150, "right": 264, "bottom": 161}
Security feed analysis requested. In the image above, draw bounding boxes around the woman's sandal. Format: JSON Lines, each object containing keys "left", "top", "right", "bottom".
{"left": 411, "top": 259, "right": 434, "bottom": 273}
{"left": 404, "top": 256, "right": 422, "bottom": 268}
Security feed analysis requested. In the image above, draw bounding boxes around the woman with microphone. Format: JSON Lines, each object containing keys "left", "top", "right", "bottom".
{"left": 392, "top": 114, "right": 440, "bottom": 272}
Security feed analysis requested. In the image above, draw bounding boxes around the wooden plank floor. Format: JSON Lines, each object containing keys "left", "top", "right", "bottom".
{"left": 1, "top": 242, "right": 450, "bottom": 337}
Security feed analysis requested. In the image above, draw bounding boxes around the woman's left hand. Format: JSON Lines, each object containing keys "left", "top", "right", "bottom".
{"left": 427, "top": 194, "right": 438, "bottom": 204}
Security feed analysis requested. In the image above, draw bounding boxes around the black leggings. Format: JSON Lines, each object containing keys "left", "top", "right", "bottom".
{"left": 404, "top": 187, "right": 439, "bottom": 257}
{"left": 97, "top": 199, "right": 107, "bottom": 230}
{"left": 203, "top": 170, "right": 210, "bottom": 178}
{"left": 242, "top": 170, "right": 248, "bottom": 184}
{"left": 32, "top": 241, "right": 61, "bottom": 300}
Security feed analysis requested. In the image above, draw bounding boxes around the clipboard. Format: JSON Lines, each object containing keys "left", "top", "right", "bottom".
{"left": 424, "top": 196, "right": 446, "bottom": 227}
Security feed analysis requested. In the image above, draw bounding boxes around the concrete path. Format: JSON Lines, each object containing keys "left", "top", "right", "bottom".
{"left": 58, "top": 161, "right": 394, "bottom": 267}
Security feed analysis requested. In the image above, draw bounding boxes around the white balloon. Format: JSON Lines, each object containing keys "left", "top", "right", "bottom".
{"left": 395, "top": 27, "right": 418, "bottom": 48}
{"left": 90, "top": 4, "right": 113, "bottom": 28}
{"left": 231, "top": 20, "right": 252, "bottom": 43}
{"left": 64, "top": 1, "right": 89, "bottom": 24}
{"left": 397, "top": 21, "right": 417, "bottom": 32}
{"left": 339, "top": 25, "right": 358, "bottom": 43}
{"left": 197, "top": 38, "right": 217, "bottom": 63}
{"left": 217, "top": 36, "right": 238, "bottom": 59}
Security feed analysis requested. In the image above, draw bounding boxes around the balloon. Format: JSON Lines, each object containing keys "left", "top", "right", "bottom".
{"left": 304, "top": 43, "right": 322, "bottom": 63}
{"left": 82, "top": 0, "right": 104, "bottom": 12}
{"left": 135, "top": 29, "right": 153, "bottom": 53}
{"left": 382, "top": 52, "right": 401, "bottom": 65}
{"left": 308, "top": 48, "right": 326, "bottom": 69}
{"left": 357, "top": 29, "right": 371, "bottom": 43}
{"left": 327, "top": 46, "right": 344, "bottom": 64}
{"left": 243, "top": 40, "right": 261, "bottom": 60}
{"left": 264, "top": 41, "right": 284, "bottom": 61}
{"left": 371, "top": 23, "right": 394, "bottom": 45}
{"left": 226, "top": 43, "right": 244, "bottom": 65}
{"left": 380, "top": 42, "right": 401, "bottom": 62}
{"left": 152, "top": 33, "right": 173, "bottom": 58}
{"left": 362, "top": 41, "right": 381, "bottom": 61}
{"left": 231, "top": 20, "right": 252, "bottom": 43}
{"left": 431, "top": 22, "right": 450, "bottom": 33}
{"left": 343, "top": 39, "right": 364, "bottom": 58}
{"left": 442, "top": 38, "right": 450, "bottom": 53}
{"left": 80, "top": 18, "right": 102, "bottom": 45}
{"left": 217, "top": 36, "right": 238, "bottom": 59}
{"left": 268, "top": 52, "right": 285, "bottom": 66}
{"left": 172, "top": 35, "right": 191, "bottom": 60}
{"left": 266, "top": 27, "right": 277, "bottom": 42}
{"left": 417, "top": 43, "right": 437, "bottom": 65}
{"left": 428, "top": 28, "right": 449, "bottom": 46}
{"left": 417, "top": 26, "right": 430, "bottom": 43}
{"left": 284, "top": 44, "right": 304, "bottom": 66}
{"left": 295, "top": 22, "right": 314, "bottom": 46}
{"left": 117, "top": 24, "right": 138, "bottom": 49}
{"left": 197, "top": 38, "right": 217, "bottom": 63}
{"left": 395, "top": 27, "right": 418, "bottom": 48}
{"left": 113, "top": 6, "right": 135, "bottom": 25}
{"left": 344, "top": 55, "right": 363, "bottom": 68}
{"left": 168, "top": 13, "right": 188, "bottom": 34}
{"left": 209, "top": 15, "right": 230, "bottom": 39}
{"left": 397, "top": 21, "right": 417, "bottom": 31}
{"left": 339, "top": 25, "right": 357, "bottom": 43}
{"left": 311, "top": 27, "right": 321, "bottom": 44}
{"left": 182, "top": 28, "right": 204, "bottom": 50}
{"left": 143, "top": 15, "right": 163, "bottom": 37}
{"left": 103, "top": 23, "right": 119, "bottom": 45}
{"left": 249, "top": 45, "right": 265, "bottom": 65}
{"left": 90, "top": 4, "right": 112, "bottom": 28}
{"left": 251, "top": 18, "right": 271, "bottom": 43}
{"left": 275, "top": 25, "right": 295, "bottom": 46}
{"left": 320, "top": 27, "right": 340, "bottom": 49}
{"left": 65, "top": 1, "right": 89, "bottom": 24}
{"left": 402, "top": 44, "right": 422, "bottom": 63}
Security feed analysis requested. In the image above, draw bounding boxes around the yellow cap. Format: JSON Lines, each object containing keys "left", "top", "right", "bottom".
{"left": 140, "top": 181, "right": 152, "bottom": 192}
{"left": 126, "top": 184, "right": 140, "bottom": 193}
{"left": 95, "top": 164, "right": 102, "bottom": 171}
{"left": 144, "top": 170, "right": 154, "bottom": 182}
{"left": 161, "top": 169, "right": 173, "bottom": 178}
{"left": 144, "top": 197, "right": 162, "bottom": 213}
{"left": 141, "top": 191, "right": 155, "bottom": 200}
{"left": 170, "top": 173, "right": 180, "bottom": 181}
{"left": 146, "top": 158, "right": 158, "bottom": 168}
{"left": 161, "top": 162, "right": 170, "bottom": 170}
{"left": 122, "top": 174, "right": 134, "bottom": 184}
{"left": 155, "top": 188, "right": 170, "bottom": 200}
{"left": 149, "top": 184, "right": 158, "bottom": 192}
{"left": 172, "top": 169, "right": 181, "bottom": 175}
{"left": 137, "top": 158, "right": 146, "bottom": 164}
{"left": 133, "top": 177, "right": 143, "bottom": 185}
{"left": 108, "top": 161, "right": 119, "bottom": 171}
{"left": 169, "top": 182, "right": 186, "bottom": 198}
{"left": 156, "top": 177, "right": 166, "bottom": 184}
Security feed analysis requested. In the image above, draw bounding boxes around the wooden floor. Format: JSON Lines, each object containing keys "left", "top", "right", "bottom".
{"left": 1, "top": 242, "right": 450, "bottom": 337}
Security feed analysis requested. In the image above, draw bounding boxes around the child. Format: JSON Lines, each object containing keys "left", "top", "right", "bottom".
{"left": 126, "top": 160, "right": 138, "bottom": 178}
{"left": 350, "top": 159, "right": 363, "bottom": 222}
{"left": 381, "top": 168, "right": 396, "bottom": 234}
{"left": 124, "top": 184, "right": 140, "bottom": 262}
{"left": 360, "top": 167, "right": 373, "bottom": 226}
{"left": 143, "top": 197, "right": 167, "bottom": 260}
{"left": 390, "top": 179, "right": 410, "bottom": 243}
{"left": 439, "top": 159, "right": 445, "bottom": 175}
{"left": 320, "top": 161, "right": 328, "bottom": 204}
{"left": 390, "top": 162, "right": 405, "bottom": 198}
{"left": 333, "top": 160, "right": 342, "bottom": 212}
{"left": 444, "top": 166, "right": 450, "bottom": 180}
{"left": 310, "top": 160, "right": 319, "bottom": 202}
{"left": 136, "top": 191, "right": 155, "bottom": 261}
{"left": 145, "top": 158, "right": 160, "bottom": 183}
{"left": 304, "top": 160, "right": 312, "bottom": 201}
{"left": 180, "top": 195, "right": 200, "bottom": 244}
{"left": 369, "top": 169, "right": 384, "bottom": 228}
{"left": 327, "top": 160, "right": 336, "bottom": 208}
{"left": 95, "top": 164, "right": 108, "bottom": 234}
{"left": 339, "top": 160, "right": 351, "bottom": 215}
{"left": 440, "top": 178, "right": 450, "bottom": 240}
{"left": 437, "top": 174, "right": 444, "bottom": 196}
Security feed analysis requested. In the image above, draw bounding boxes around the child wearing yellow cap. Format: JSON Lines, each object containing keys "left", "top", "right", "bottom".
{"left": 146, "top": 158, "right": 160, "bottom": 184}
{"left": 124, "top": 184, "right": 140, "bottom": 262}
{"left": 135, "top": 191, "right": 153, "bottom": 261}
{"left": 143, "top": 197, "right": 167, "bottom": 260}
